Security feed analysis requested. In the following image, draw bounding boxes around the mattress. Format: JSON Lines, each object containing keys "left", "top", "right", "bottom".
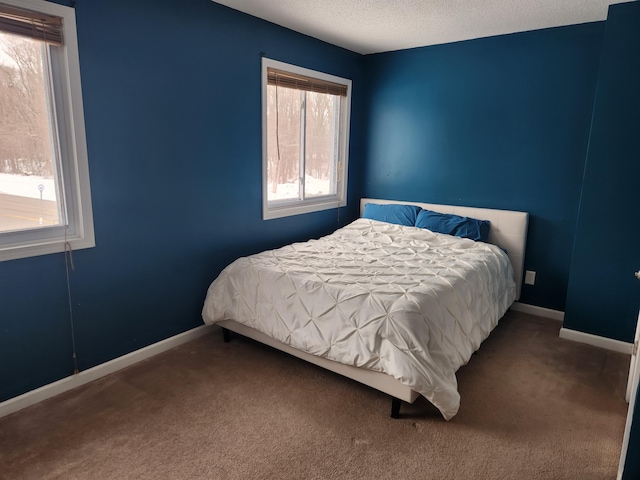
{"left": 202, "top": 218, "right": 516, "bottom": 419}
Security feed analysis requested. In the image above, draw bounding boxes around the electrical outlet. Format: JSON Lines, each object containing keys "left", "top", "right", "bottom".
{"left": 525, "top": 270, "right": 536, "bottom": 285}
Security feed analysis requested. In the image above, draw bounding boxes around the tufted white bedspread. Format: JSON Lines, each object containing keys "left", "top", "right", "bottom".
{"left": 202, "top": 218, "right": 516, "bottom": 419}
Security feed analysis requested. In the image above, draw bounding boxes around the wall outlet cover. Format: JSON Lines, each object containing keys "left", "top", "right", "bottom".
{"left": 525, "top": 270, "right": 536, "bottom": 285}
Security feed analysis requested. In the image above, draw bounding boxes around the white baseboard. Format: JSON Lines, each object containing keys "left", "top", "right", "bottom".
{"left": 559, "top": 327, "right": 633, "bottom": 355}
{"left": 511, "top": 302, "right": 565, "bottom": 322}
{"left": 0, "top": 324, "right": 214, "bottom": 419}
{"left": 511, "top": 303, "right": 633, "bottom": 355}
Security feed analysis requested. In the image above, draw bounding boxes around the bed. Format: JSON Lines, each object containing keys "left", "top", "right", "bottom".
{"left": 202, "top": 198, "right": 528, "bottom": 420}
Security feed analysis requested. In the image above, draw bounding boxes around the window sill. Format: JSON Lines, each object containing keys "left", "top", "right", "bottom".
{"left": 0, "top": 233, "right": 95, "bottom": 262}
{"left": 263, "top": 198, "right": 346, "bottom": 220}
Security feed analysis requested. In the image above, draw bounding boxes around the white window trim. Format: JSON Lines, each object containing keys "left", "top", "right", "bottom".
{"left": 0, "top": 0, "right": 94, "bottom": 262}
{"left": 262, "top": 58, "right": 351, "bottom": 220}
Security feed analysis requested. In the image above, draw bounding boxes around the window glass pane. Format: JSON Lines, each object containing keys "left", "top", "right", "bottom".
{"left": 305, "top": 91, "right": 337, "bottom": 198}
{"left": 266, "top": 84, "right": 301, "bottom": 202}
{"left": 0, "top": 31, "right": 62, "bottom": 233}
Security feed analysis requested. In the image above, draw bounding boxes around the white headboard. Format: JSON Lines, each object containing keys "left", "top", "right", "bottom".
{"left": 360, "top": 198, "right": 529, "bottom": 301}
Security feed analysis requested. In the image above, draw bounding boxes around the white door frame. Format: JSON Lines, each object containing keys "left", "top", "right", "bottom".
{"left": 618, "top": 310, "right": 640, "bottom": 479}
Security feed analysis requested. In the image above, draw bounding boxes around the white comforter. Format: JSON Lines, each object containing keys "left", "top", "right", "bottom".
{"left": 202, "top": 219, "right": 515, "bottom": 419}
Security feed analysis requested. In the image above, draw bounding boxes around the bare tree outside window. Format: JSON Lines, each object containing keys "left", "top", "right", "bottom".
{"left": 305, "top": 91, "right": 336, "bottom": 198}
{"left": 0, "top": 31, "right": 61, "bottom": 233}
{"left": 266, "top": 85, "right": 338, "bottom": 202}
{"left": 267, "top": 84, "right": 301, "bottom": 200}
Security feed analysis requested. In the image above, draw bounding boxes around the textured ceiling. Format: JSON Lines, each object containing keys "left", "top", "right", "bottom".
{"left": 211, "top": 0, "right": 630, "bottom": 54}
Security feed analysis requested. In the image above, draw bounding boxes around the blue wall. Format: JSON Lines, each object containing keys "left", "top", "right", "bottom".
{"left": 362, "top": 23, "right": 604, "bottom": 311}
{"left": 0, "top": 0, "right": 365, "bottom": 403}
{"left": 564, "top": 2, "right": 640, "bottom": 342}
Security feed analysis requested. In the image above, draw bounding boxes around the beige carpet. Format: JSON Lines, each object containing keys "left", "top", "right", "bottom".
{"left": 0, "top": 311, "right": 630, "bottom": 480}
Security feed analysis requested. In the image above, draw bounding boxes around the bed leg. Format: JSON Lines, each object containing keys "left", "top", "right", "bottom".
{"left": 222, "top": 327, "right": 231, "bottom": 343}
{"left": 391, "top": 397, "right": 401, "bottom": 419}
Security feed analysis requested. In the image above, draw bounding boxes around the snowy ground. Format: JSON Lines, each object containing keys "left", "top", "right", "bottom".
{"left": 268, "top": 175, "right": 331, "bottom": 200}
{"left": 0, "top": 173, "right": 57, "bottom": 201}
{"left": 0, "top": 172, "right": 330, "bottom": 203}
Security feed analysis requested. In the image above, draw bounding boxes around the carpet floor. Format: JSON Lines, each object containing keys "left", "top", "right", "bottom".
{"left": 0, "top": 311, "right": 631, "bottom": 480}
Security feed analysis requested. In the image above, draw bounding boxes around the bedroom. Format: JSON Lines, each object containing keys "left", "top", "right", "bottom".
{"left": 0, "top": 0, "right": 638, "bottom": 478}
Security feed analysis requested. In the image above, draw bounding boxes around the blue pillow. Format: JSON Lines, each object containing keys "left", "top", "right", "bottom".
{"left": 415, "top": 209, "right": 490, "bottom": 242}
{"left": 362, "top": 203, "right": 421, "bottom": 227}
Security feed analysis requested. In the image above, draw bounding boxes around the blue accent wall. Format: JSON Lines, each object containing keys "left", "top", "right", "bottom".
{"left": 0, "top": 0, "right": 365, "bottom": 403}
{"left": 564, "top": 2, "right": 640, "bottom": 342}
{"left": 362, "top": 23, "right": 605, "bottom": 311}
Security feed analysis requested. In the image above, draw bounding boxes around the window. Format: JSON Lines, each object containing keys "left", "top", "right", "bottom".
{"left": 0, "top": 0, "right": 93, "bottom": 262}
{"left": 262, "top": 58, "right": 351, "bottom": 220}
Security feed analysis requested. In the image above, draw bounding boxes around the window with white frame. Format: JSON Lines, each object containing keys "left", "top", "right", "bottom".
{"left": 262, "top": 58, "right": 351, "bottom": 220}
{"left": 0, "top": 0, "right": 94, "bottom": 261}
